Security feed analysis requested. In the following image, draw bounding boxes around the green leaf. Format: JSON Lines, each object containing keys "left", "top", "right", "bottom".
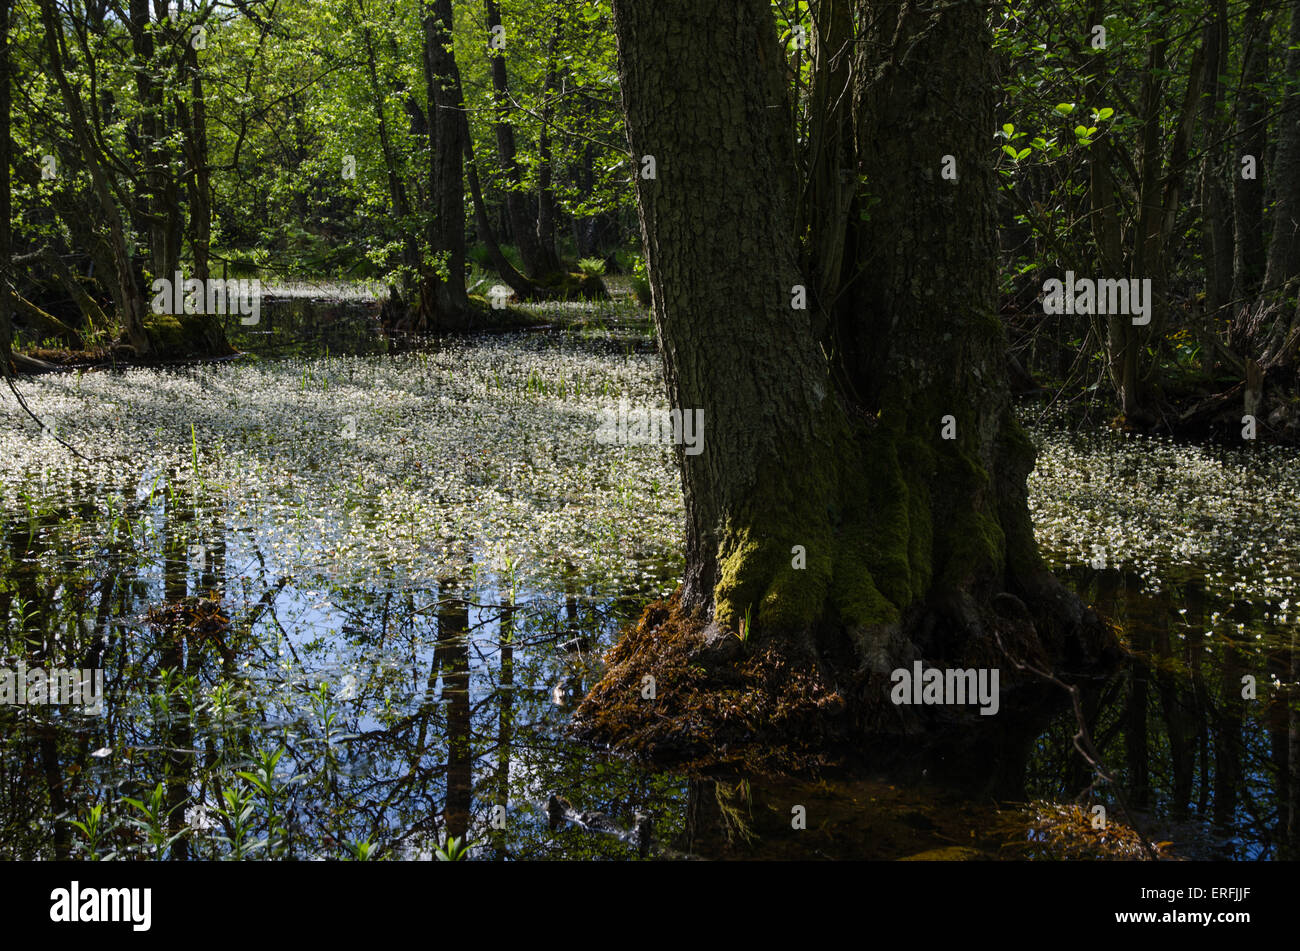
{"left": 1016, "top": 147, "right": 1031, "bottom": 161}
{"left": 1002, "top": 144, "right": 1020, "bottom": 159}
{"left": 1055, "top": 103, "right": 1075, "bottom": 115}
{"left": 1002, "top": 122, "right": 1015, "bottom": 136}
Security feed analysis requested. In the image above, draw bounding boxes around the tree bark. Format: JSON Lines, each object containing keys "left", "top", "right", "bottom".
{"left": 802, "top": 0, "right": 855, "bottom": 328}
{"left": 485, "top": 0, "right": 552, "bottom": 279}
{"left": 1197, "top": 1, "right": 1233, "bottom": 328}
{"left": 0, "top": 0, "right": 10, "bottom": 375}
{"left": 422, "top": 0, "right": 471, "bottom": 329}
{"left": 581, "top": 0, "right": 1114, "bottom": 750}
{"left": 38, "top": 0, "right": 151, "bottom": 355}
{"left": 534, "top": 14, "right": 565, "bottom": 275}
{"left": 1263, "top": 0, "right": 1300, "bottom": 299}
{"left": 127, "top": 0, "right": 182, "bottom": 282}
{"left": 180, "top": 2, "right": 212, "bottom": 283}
{"left": 1232, "top": 0, "right": 1270, "bottom": 305}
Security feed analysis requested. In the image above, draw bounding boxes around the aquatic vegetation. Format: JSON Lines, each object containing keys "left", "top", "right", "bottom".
{"left": 1024, "top": 408, "right": 1300, "bottom": 605}
{"left": 0, "top": 334, "right": 683, "bottom": 598}
{"left": 433, "top": 835, "right": 472, "bottom": 861}
{"left": 1, "top": 338, "right": 1297, "bottom": 860}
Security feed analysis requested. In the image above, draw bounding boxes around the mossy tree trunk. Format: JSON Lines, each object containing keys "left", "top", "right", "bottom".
{"left": 606, "top": 0, "right": 1110, "bottom": 699}
{"left": 0, "top": 0, "right": 10, "bottom": 375}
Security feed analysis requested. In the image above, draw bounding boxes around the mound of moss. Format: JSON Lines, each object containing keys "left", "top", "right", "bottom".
{"left": 142, "top": 312, "right": 236, "bottom": 360}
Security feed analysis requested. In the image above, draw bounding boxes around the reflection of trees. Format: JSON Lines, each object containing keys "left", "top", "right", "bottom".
{"left": 1120, "top": 574, "right": 1151, "bottom": 811}
{"left": 687, "top": 778, "right": 755, "bottom": 852}
{"left": 13, "top": 473, "right": 1297, "bottom": 860}
{"left": 1282, "top": 626, "right": 1300, "bottom": 858}
{"left": 437, "top": 590, "right": 471, "bottom": 842}
{"left": 491, "top": 599, "right": 514, "bottom": 860}
{"left": 1152, "top": 587, "right": 1195, "bottom": 818}
{"left": 160, "top": 474, "right": 195, "bottom": 859}
{"left": 0, "top": 481, "right": 140, "bottom": 858}
{"left": 1212, "top": 577, "right": 1245, "bottom": 826}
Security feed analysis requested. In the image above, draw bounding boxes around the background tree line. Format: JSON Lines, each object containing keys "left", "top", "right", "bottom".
{"left": 0, "top": 0, "right": 1297, "bottom": 440}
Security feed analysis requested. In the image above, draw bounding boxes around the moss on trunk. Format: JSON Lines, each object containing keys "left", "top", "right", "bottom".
{"left": 574, "top": 0, "right": 1124, "bottom": 766}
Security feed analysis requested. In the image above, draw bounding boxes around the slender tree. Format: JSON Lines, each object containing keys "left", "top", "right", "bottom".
{"left": 485, "top": 0, "right": 556, "bottom": 279}
{"left": 38, "top": 0, "right": 152, "bottom": 355}
{"left": 0, "top": 0, "right": 10, "bottom": 376}
{"left": 421, "top": 0, "right": 471, "bottom": 328}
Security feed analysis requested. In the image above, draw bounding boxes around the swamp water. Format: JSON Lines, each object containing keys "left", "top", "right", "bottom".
{"left": 1, "top": 320, "right": 1297, "bottom": 860}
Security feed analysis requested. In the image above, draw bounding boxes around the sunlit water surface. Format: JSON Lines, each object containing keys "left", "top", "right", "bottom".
{"left": 2, "top": 319, "right": 1298, "bottom": 860}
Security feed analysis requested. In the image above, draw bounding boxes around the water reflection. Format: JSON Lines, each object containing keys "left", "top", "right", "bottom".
{"left": 1, "top": 344, "right": 1298, "bottom": 859}
{"left": 1031, "top": 565, "right": 1298, "bottom": 859}
{"left": 2, "top": 478, "right": 1296, "bottom": 860}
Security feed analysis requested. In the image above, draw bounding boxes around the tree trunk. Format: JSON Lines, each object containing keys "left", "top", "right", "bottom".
{"left": 37, "top": 246, "right": 109, "bottom": 338}
{"left": 181, "top": 6, "right": 212, "bottom": 283}
{"left": 361, "top": 21, "right": 424, "bottom": 311}
{"left": 578, "top": 0, "right": 1116, "bottom": 757}
{"left": 535, "top": 15, "right": 565, "bottom": 275}
{"left": 485, "top": 0, "right": 551, "bottom": 279}
{"left": 0, "top": 0, "right": 10, "bottom": 375}
{"left": 1197, "top": 1, "right": 1233, "bottom": 329}
{"left": 1263, "top": 0, "right": 1300, "bottom": 299}
{"left": 128, "top": 0, "right": 181, "bottom": 282}
{"left": 1256, "top": 0, "right": 1300, "bottom": 368}
{"left": 39, "top": 0, "right": 151, "bottom": 356}
{"left": 1083, "top": 0, "right": 1138, "bottom": 419}
{"left": 464, "top": 124, "right": 540, "bottom": 300}
{"left": 802, "top": 0, "right": 855, "bottom": 326}
{"left": 422, "top": 0, "right": 470, "bottom": 329}
{"left": 1232, "top": 0, "right": 1270, "bottom": 306}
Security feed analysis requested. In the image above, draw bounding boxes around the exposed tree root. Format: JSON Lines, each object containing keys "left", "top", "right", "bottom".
{"left": 571, "top": 586, "right": 1123, "bottom": 778}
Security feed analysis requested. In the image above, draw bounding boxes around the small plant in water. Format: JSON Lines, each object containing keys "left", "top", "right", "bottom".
{"left": 434, "top": 835, "right": 472, "bottom": 861}
{"left": 214, "top": 785, "right": 263, "bottom": 860}
{"left": 236, "top": 747, "right": 293, "bottom": 857}
{"left": 121, "top": 782, "right": 185, "bottom": 858}
{"left": 347, "top": 839, "right": 378, "bottom": 860}
{"left": 65, "top": 803, "right": 108, "bottom": 859}
{"left": 736, "top": 603, "right": 753, "bottom": 643}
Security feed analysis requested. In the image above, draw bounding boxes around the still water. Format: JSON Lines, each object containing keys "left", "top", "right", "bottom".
{"left": 2, "top": 313, "right": 1297, "bottom": 860}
